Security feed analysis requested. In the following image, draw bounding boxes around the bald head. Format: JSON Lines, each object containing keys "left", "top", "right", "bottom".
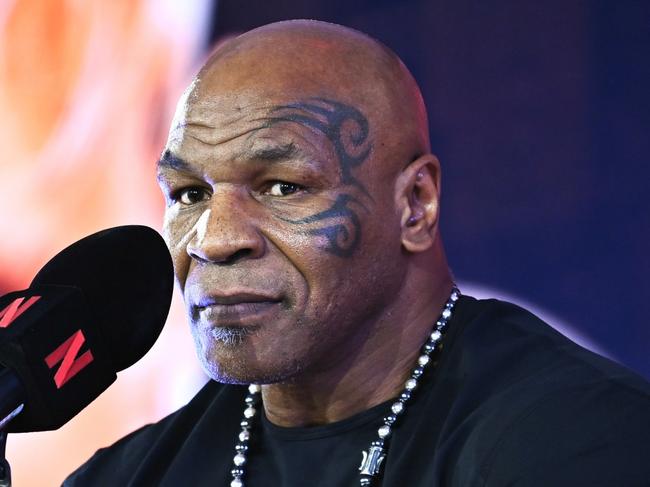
{"left": 185, "top": 20, "right": 430, "bottom": 170}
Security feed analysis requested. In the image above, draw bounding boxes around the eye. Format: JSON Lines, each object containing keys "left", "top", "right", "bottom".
{"left": 174, "top": 187, "right": 210, "bottom": 205}
{"left": 266, "top": 181, "right": 303, "bottom": 196}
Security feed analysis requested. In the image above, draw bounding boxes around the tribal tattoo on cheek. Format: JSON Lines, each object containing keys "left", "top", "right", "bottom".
{"left": 280, "top": 194, "right": 366, "bottom": 258}
{"left": 266, "top": 98, "right": 372, "bottom": 258}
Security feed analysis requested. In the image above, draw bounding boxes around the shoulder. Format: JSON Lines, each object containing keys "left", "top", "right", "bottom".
{"left": 452, "top": 296, "right": 650, "bottom": 396}
{"left": 445, "top": 296, "right": 650, "bottom": 486}
{"left": 63, "top": 380, "right": 244, "bottom": 486}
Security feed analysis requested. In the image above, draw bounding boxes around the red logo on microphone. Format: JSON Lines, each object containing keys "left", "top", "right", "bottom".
{"left": 44, "top": 330, "right": 94, "bottom": 389}
{"left": 0, "top": 296, "right": 41, "bottom": 328}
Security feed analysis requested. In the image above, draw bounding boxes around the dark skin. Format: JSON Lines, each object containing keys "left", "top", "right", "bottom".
{"left": 157, "top": 20, "right": 453, "bottom": 427}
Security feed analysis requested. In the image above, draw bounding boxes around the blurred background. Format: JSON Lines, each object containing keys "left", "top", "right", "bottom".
{"left": 1, "top": 0, "right": 648, "bottom": 485}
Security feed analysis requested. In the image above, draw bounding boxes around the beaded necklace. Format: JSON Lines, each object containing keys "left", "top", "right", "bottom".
{"left": 229, "top": 287, "right": 460, "bottom": 487}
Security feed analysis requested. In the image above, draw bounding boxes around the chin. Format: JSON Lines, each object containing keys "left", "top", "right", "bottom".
{"left": 192, "top": 321, "right": 310, "bottom": 385}
{"left": 201, "top": 351, "right": 305, "bottom": 386}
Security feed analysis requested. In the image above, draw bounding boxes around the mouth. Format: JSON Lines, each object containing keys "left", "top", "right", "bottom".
{"left": 193, "top": 292, "right": 283, "bottom": 327}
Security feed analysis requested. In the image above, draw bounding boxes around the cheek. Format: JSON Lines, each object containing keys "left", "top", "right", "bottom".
{"left": 316, "top": 217, "right": 403, "bottom": 314}
{"left": 163, "top": 208, "right": 197, "bottom": 290}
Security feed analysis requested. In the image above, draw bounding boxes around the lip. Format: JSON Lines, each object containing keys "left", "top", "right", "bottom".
{"left": 196, "top": 292, "right": 282, "bottom": 307}
{"left": 193, "top": 292, "right": 283, "bottom": 326}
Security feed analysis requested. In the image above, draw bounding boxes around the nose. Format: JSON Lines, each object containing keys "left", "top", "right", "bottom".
{"left": 186, "top": 189, "right": 266, "bottom": 265}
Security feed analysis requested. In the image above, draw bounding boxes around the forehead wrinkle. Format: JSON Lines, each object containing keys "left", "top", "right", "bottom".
{"left": 174, "top": 96, "right": 341, "bottom": 174}
{"left": 177, "top": 98, "right": 273, "bottom": 143}
{"left": 178, "top": 121, "right": 217, "bottom": 134}
{"left": 183, "top": 124, "right": 269, "bottom": 148}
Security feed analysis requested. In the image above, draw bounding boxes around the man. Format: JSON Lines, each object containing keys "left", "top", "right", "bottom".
{"left": 65, "top": 20, "right": 650, "bottom": 486}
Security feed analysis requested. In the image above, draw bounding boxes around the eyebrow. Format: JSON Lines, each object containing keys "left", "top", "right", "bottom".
{"left": 156, "top": 142, "right": 305, "bottom": 178}
{"left": 156, "top": 150, "right": 192, "bottom": 172}
{"left": 246, "top": 142, "right": 299, "bottom": 162}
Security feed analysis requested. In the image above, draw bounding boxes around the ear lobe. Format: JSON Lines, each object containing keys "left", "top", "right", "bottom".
{"left": 396, "top": 155, "right": 441, "bottom": 253}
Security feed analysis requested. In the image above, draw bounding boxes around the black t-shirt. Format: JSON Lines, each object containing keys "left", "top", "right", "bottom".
{"left": 64, "top": 297, "right": 650, "bottom": 486}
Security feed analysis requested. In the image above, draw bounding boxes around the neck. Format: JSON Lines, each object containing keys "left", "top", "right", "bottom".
{"left": 262, "top": 259, "right": 453, "bottom": 428}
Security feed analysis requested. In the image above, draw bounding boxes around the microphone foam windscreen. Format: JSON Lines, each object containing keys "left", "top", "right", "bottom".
{"left": 31, "top": 225, "right": 174, "bottom": 372}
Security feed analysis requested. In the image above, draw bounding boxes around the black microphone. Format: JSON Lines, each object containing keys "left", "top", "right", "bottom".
{"left": 0, "top": 225, "right": 174, "bottom": 432}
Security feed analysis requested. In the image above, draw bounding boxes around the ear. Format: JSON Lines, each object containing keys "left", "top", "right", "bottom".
{"left": 394, "top": 154, "right": 442, "bottom": 253}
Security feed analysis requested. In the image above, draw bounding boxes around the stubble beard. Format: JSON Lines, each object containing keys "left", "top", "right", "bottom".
{"left": 202, "top": 325, "right": 308, "bottom": 386}
{"left": 210, "top": 326, "right": 256, "bottom": 346}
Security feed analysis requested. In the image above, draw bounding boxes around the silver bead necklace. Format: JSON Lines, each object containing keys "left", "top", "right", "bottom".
{"left": 230, "top": 286, "right": 460, "bottom": 487}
